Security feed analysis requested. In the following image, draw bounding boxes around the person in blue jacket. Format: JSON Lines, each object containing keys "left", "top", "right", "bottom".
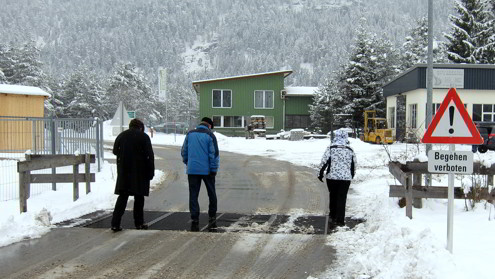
{"left": 181, "top": 117, "right": 219, "bottom": 227}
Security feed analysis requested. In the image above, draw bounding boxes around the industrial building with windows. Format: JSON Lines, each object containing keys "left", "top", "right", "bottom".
{"left": 192, "top": 70, "right": 317, "bottom": 136}
{"left": 383, "top": 64, "right": 495, "bottom": 142}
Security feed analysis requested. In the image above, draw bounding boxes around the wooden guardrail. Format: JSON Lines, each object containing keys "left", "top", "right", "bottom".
{"left": 389, "top": 160, "right": 495, "bottom": 219}
{"left": 17, "top": 154, "right": 95, "bottom": 213}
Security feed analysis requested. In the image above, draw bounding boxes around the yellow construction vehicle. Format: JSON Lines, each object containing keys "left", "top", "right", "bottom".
{"left": 361, "top": 110, "right": 394, "bottom": 144}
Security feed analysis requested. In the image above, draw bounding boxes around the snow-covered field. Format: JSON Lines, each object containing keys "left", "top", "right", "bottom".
{"left": 1, "top": 123, "right": 494, "bottom": 278}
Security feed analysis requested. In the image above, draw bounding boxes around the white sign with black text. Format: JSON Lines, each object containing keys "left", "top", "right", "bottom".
{"left": 427, "top": 150, "right": 473, "bottom": 174}
{"left": 432, "top": 69, "right": 464, "bottom": 89}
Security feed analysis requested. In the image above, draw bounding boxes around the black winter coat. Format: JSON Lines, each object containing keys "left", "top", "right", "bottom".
{"left": 113, "top": 127, "right": 155, "bottom": 196}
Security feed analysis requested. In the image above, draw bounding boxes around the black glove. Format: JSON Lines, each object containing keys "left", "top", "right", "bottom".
{"left": 318, "top": 175, "right": 324, "bottom": 182}
{"left": 210, "top": 172, "right": 217, "bottom": 177}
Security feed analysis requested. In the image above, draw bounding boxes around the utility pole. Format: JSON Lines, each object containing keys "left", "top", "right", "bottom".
{"left": 426, "top": 0, "right": 434, "bottom": 186}
{"left": 158, "top": 67, "right": 167, "bottom": 132}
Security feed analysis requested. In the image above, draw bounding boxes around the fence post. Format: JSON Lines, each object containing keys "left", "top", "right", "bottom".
{"left": 85, "top": 153, "right": 91, "bottom": 194}
{"left": 96, "top": 118, "right": 101, "bottom": 172}
{"left": 412, "top": 173, "right": 423, "bottom": 208}
{"left": 19, "top": 170, "right": 30, "bottom": 213}
{"left": 51, "top": 118, "right": 57, "bottom": 191}
{"left": 73, "top": 163, "right": 79, "bottom": 201}
{"left": 31, "top": 120, "right": 37, "bottom": 153}
{"left": 406, "top": 174, "right": 413, "bottom": 219}
{"left": 100, "top": 119, "right": 104, "bottom": 169}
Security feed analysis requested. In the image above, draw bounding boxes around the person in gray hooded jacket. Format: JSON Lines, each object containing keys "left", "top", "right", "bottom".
{"left": 317, "top": 129, "right": 357, "bottom": 226}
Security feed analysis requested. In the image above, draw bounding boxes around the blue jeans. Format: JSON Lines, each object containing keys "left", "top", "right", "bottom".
{"left": 188, "top": 174, "right": 217, "bottom": 220}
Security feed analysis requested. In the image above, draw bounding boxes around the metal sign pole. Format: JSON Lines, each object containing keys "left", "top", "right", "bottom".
{"left": 426, "top": 0, "right": 434, "bottom": 187}
{"left": 423, "top": 88, "right": 482, "bottom": 254}
{"left": 447, "top": 143, "right": 455, "bottom": 253}
{"left": 120, "top": 101, "right": 124, "bottom": 133}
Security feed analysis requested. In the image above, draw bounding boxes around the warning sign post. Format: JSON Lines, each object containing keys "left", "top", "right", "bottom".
{"left": 422, "top": 88, "right": 483, "bottom": 145}
{"left": 421, "top": 88, "right": 482, "bottom": 254}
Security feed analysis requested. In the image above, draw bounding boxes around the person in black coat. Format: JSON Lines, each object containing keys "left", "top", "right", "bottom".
{"left": 111, "top": 118, "right": 155, "bottom": 232}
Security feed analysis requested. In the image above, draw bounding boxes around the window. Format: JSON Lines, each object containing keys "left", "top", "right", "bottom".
{"left": 425, "top": 103, "right": 441, "bottom": 119}
{"left": 409, "top": 104, "right": 417, "bottom": 129}
{"left": 212, "top": 89, "right": 232, "bottom": 108}
{"left": 424, "top": 103, "right": 440, "bottom": 130}
{"left": 212, "top": 115, "right": 244, "bottom": 128}
{"left": 224, "top": 116, "right": 243, "bottom": 128}
{"left": 473, "top": 104, "right": 495, "bottom": 122}
{"left": 285, "top": 115, "right": 310, "bottom": 129}
{"left": 265, "top": 116, "right": 274, "bottom": 128}
{"left": 212, "top": 116, "right": 221, "bottom": 127}
{"left": 254, "top": 90, "right": 274, "bottom": 109}
{"left": 388, "top": 107, "right": 395, "bottom": 129}
{"left": 483, "top": 104, "right": 493, "bottom": 122}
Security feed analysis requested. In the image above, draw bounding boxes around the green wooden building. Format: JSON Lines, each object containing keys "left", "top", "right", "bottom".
{"left": 192, "top": 70, "right": 317, "bottom": 136}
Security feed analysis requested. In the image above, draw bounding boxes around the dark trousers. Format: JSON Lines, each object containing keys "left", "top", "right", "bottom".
{"left": 326, "top": 179, "right": 351, "bottom": 224}
{"left": 188, "top": 174, "right": 217, "bottom": 220}
{"left": 111, "top": 194, "right": 145, "bottom": 227}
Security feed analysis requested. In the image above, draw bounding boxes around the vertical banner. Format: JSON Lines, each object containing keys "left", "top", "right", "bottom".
{"left": 158, "top": 67, "right": 167, "bottom": 102}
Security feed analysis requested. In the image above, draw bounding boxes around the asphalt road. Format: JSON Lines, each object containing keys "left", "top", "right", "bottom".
{"left": 0, "top": 144, "right": 335, "bottom": 279}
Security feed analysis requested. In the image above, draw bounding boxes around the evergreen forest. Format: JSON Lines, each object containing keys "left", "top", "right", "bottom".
{"left": 2, "top": 0, "right": 492, "bottom": 128}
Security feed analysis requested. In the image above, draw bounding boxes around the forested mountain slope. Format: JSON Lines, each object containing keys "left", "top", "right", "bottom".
{"left": 1, "top": 0, "right": 453, "bottom": 88}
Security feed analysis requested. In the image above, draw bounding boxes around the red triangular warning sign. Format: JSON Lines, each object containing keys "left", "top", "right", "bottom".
{"left": 422, "top": 88, "right": 483, "bottom": 144}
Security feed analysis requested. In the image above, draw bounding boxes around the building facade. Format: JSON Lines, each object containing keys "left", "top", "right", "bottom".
{"left": 383, "top": 64, "right": 495, "bottom": 141}
{"left": 0, "top": 84, "right": 50, "bottom": 151}
{"left": 0, "top": 84, "right": 50, "bottom": 117}
{"left": 192, "top": 71, "right": 316, "bottom": 136}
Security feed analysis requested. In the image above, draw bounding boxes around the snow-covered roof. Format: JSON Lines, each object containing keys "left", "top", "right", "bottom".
{"left": 0, "top": 84, "right": 51, "bottom": 97}
{"left": 284, "top": 86, "right": 318, "bottom": 96}
{"left": 192, "top": 70, "right": 293, "bottom": 93}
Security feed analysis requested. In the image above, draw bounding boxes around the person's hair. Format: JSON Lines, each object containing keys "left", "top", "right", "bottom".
{"left": 129, "top": 118, "right": 145, "bottom": 131}
{"left": 201, "top": 117, "right": 214, "bottom": 129}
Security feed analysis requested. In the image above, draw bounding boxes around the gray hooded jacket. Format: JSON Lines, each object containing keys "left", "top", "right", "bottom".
{"left": 318, "top": 129, "right": 357, "bottom": 181}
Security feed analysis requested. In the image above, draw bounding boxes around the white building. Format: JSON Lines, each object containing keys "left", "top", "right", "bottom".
{"left": 383, "top": 64, "right": 495, "bottom": 142}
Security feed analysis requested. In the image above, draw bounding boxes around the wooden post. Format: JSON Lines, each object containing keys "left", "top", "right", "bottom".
{"left": 412, "top": 173, "right": 423, "bottom": 208}
{"left": 19, "top": 171, "right": 29, "bottom": 213}
{"left": 405, "top": 174, "right": 413, "bottom": 219}
{"left": 73, "top": 164, "right": 79, "bottom": 201}
{"left": 85, "top": 153, "right": 91, "bottom": 194}
{"left": 18, "top": 154, "right": 33, "bottom": 213}
{"left": 17, "top": 154, "right": 96, "bottom": 212}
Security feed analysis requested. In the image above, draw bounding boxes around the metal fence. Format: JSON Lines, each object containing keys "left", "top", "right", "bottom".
{"left": 0, "top": 116, "right": 104, "bottom": 201}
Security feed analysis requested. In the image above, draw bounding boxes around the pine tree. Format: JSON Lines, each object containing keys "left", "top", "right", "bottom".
{"left": 309, "top": 85, "right": 333, "bottom": 133}
{"left": 106, "top": 62, "right": 160, "bottom": 123}
{"left": 0, "top": 44, "right": 7, "bottom": 84}
{"left": 61, "top": 69, "right": 109, "bottom": 119}
{"left": 0, "top": 70, "right": 6, "bottom": 84}
{"left": 477, "top": 0, "right": 495, "bottom": 63}
{"left": 1, "top": 42, "right": 47, "bottom": 87}
{"left": 401, "top": 17, "right": 448, "bottom": 71}
{"left": 162, "top": 83, "right": 198, "bottom": 125}
{"left": 333, "top": 25, "right": 399, "bottom": 125}
{"left": 43, "top": 76, "right": 65, "bottom": 117}
{"left": 445, "top": 0, "right": 491, "bottom": 63}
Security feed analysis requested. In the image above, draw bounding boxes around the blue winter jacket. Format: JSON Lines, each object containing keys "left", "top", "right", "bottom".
{"left": 181, "top": 124, "right": 219, "bottom": 175}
